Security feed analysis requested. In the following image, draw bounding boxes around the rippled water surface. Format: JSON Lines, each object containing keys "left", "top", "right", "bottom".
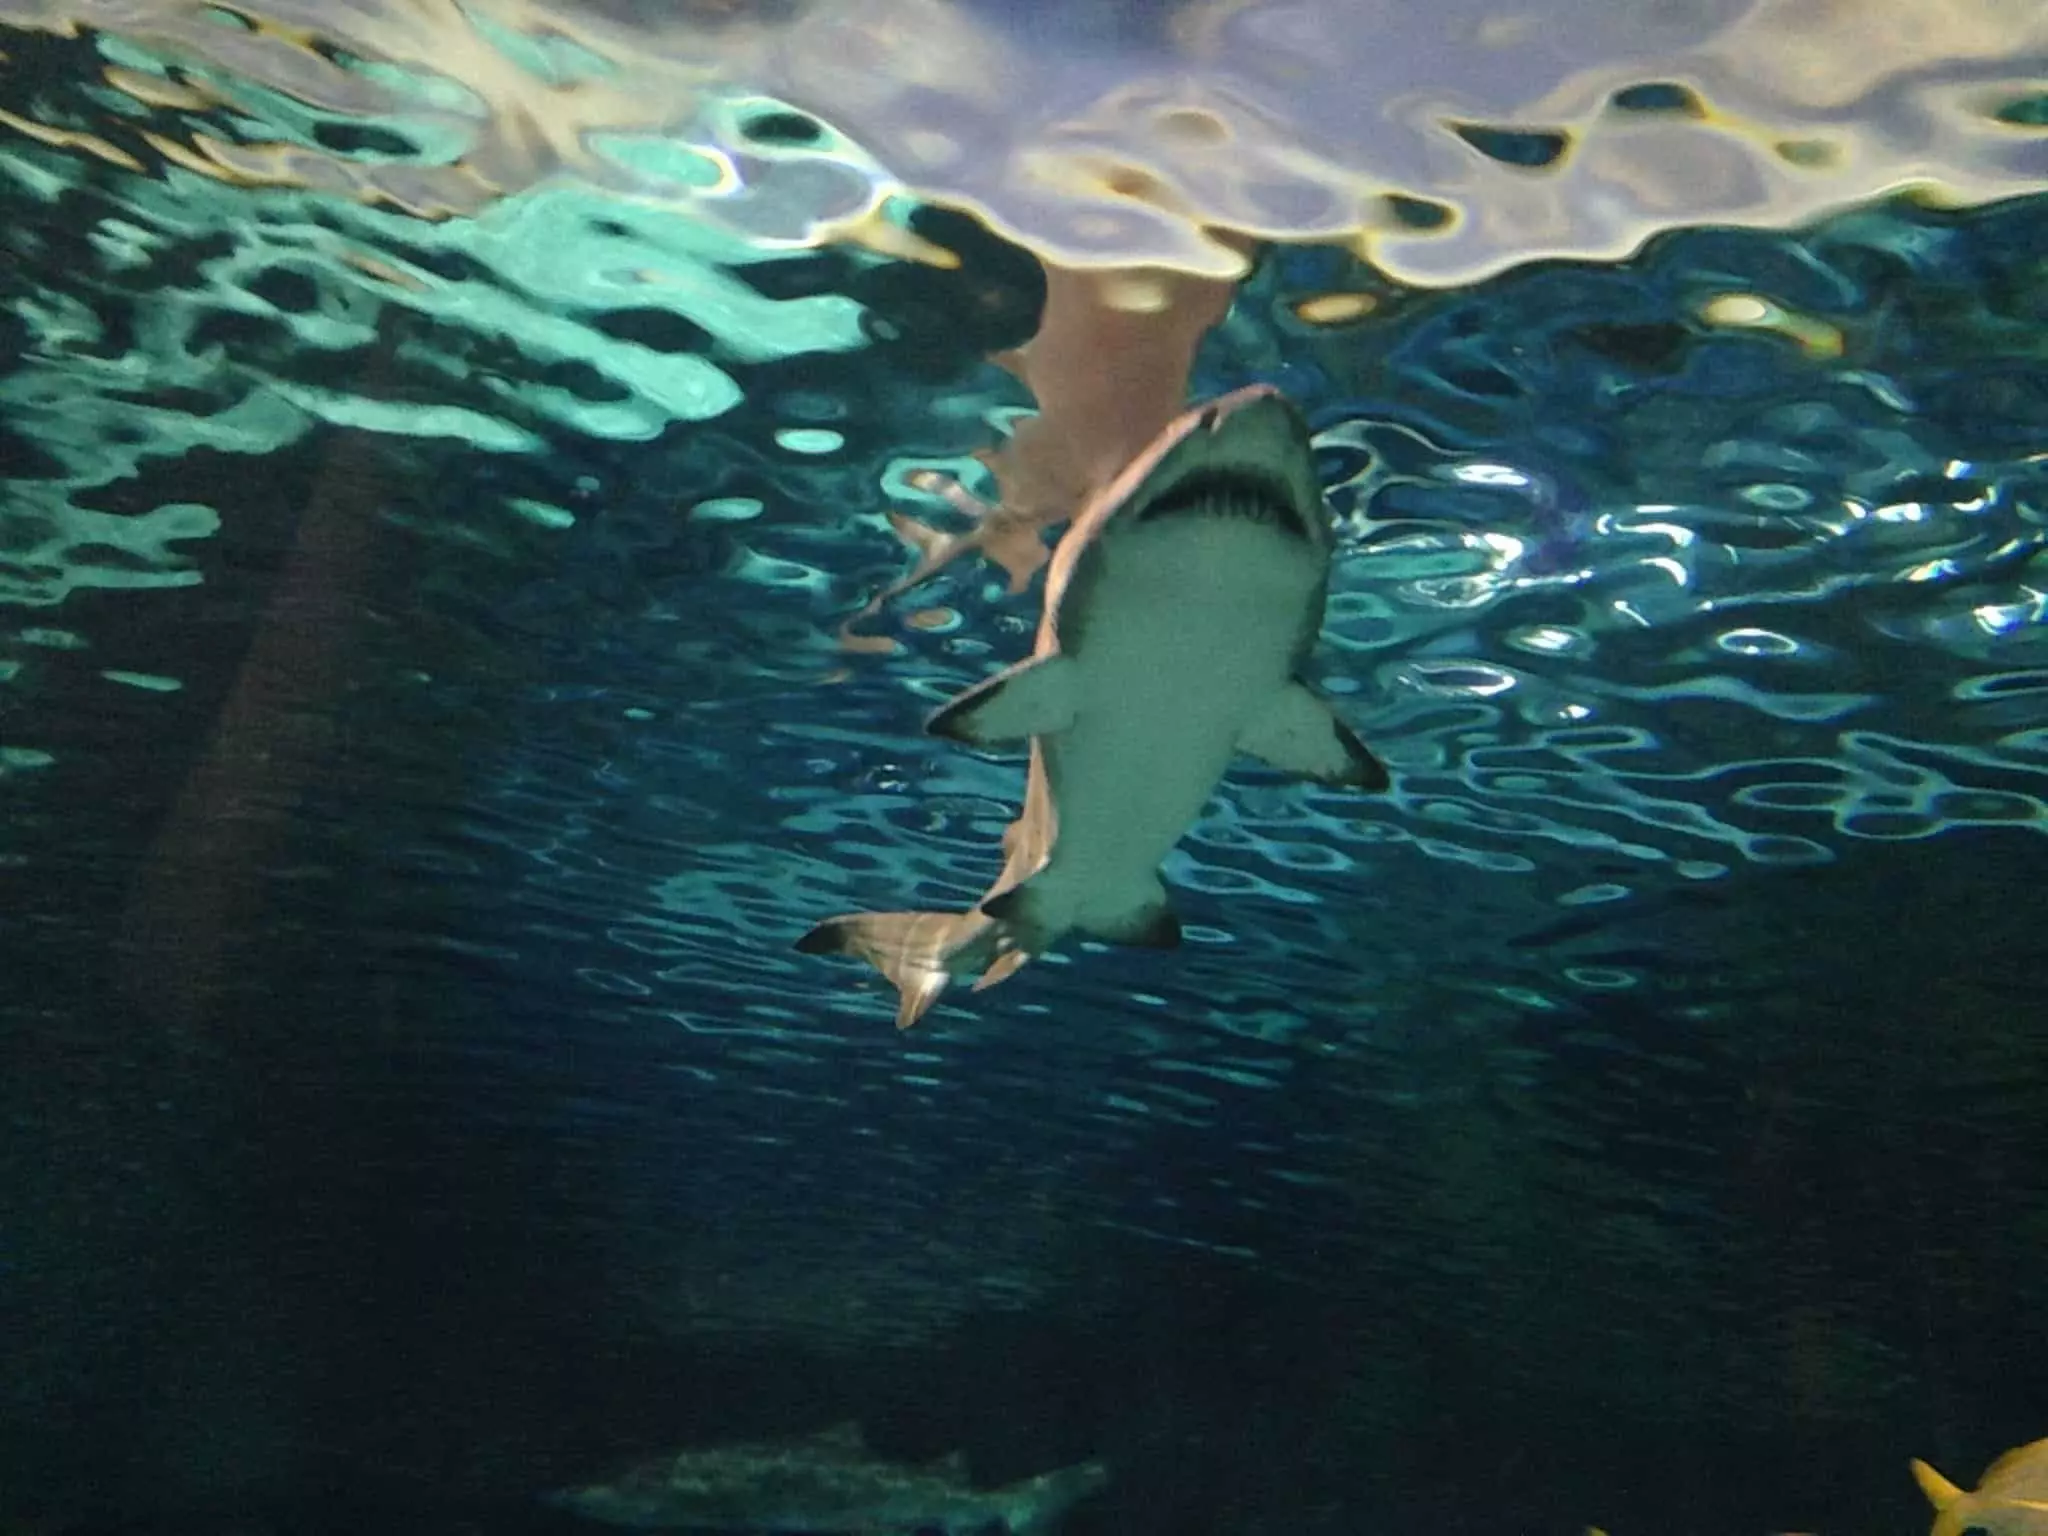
{"left": 3, "top": 8, "right": 2048, "bottom": 1536}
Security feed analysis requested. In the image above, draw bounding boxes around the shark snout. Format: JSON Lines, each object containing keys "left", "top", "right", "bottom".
{"left": 1127, "top": 392, "right": 1323, "bottom": 541}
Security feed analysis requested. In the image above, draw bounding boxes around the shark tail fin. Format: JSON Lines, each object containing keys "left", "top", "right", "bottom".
{"left": 795, "top": 909, "right": 1006, "bottom": 1029}
{"left": 999, "top": 1459, "right": 1110, "bottom": 1536}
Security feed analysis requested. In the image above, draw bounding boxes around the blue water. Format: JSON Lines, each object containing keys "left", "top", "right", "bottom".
{"left": 2, "top": 15, "right": 2047, "bottom": 1536}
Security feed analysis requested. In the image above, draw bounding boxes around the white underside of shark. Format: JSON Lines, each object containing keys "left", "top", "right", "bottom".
{"left": 799, "top": 384, "right": 1387, "bottom": 1027}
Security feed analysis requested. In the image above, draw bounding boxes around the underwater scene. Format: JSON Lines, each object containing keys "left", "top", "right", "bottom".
{"left": 2, "top": 1, "right": 2047, "bottom": 1533}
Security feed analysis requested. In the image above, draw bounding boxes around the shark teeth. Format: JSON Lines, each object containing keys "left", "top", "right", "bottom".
{"left": 1133, "top": 467, "right": 1305, "bottom": 531}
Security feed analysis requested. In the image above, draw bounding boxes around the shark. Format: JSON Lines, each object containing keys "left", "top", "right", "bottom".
{"left": 798, "top": 382, "right": 1388, "bottom": 1027}
{"left": 552, "top": 1421, "right": 1108, "bottom": 1535}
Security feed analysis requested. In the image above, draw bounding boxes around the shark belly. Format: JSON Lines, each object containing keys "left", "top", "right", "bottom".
{"left": 1027, "top": 515, "right": 1325, "bottom": 939}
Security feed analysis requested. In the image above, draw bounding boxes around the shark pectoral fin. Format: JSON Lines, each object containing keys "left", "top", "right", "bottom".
{"left": 795, "top": 910, "right": 987, "bottom": 1029}
{"left": 1237, "top": 680, "right": 1390, "bottom": 790}
{"left": 927, "top": 654, "right": 1078, "bottom": 746}
{"left": 1910, "top": 1458, "right": 1964, "bottom": 1511}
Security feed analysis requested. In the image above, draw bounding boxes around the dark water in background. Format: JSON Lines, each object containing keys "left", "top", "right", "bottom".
{"left": 3, "top": 20, "right": 2048, "bottom": 1536}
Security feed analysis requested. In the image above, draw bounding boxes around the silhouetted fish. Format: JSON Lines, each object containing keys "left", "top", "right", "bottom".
{"left": 553, "top": 1421, "right": 1108, "bottom": 1534}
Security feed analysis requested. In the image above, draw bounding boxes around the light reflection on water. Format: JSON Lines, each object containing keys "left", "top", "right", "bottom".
{"left": 0, "top": 10, "right": 2045, "bottom": 1533}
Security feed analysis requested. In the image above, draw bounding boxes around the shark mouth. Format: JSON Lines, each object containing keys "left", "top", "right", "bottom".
{"left": 1119, "top": 390, "right": 1323, "bottom": 541}
{"left": 1131, "top": 466, "right": 1310, "bottom": 536}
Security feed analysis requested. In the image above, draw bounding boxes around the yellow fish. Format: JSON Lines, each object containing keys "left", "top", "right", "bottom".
{"left": 1914, "top": 1437, "right": 2048, "bottom": 1536}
